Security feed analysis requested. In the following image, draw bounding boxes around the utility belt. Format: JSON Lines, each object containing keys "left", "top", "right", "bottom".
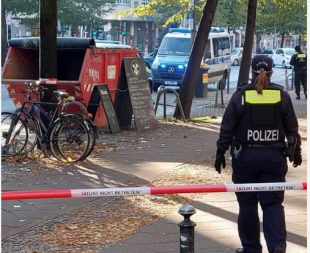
{"left": 300, "top": 66, "right": 307, "bottom": 72}
{"left": 230, "top": 140, "right": 292, "bottom": 159}
{"left": 243, "top": 143, "right": 284, "bottom": 148}
{"left": 296, "top": 66, "right": 306, "bottom": 72}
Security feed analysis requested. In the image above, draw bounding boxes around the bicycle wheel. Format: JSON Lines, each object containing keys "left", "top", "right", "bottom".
{"left": 14, "top": 107, "right": 39, "bottom": 154}
{"left": 77, "top": 118, "right": 97, "bottom": 160}
{"left": 1, "top": 112, "right": 28, "bottom": 157}
{"left": 50, "top": 115, "right": 90, "bottom": 162}
{"left": 60, "top": 100, "right": 95, "bottom": 159}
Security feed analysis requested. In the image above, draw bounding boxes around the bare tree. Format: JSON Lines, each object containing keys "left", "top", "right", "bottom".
{"left": 237, "top": 0, "right": 258, "bottom": 86}
{"left": 174, "top": 0, "right": 219, "bottom": 119}
{"left": 39, "top": 0, "right": 57, "bottom": 126}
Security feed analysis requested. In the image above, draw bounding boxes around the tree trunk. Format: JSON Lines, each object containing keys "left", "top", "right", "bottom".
{"left": 39, "top": 0, "right": 58, "bottom": 125}
{"left": 255, "top": 32, "right": 261, "bottom": 52}
{"left": 280, "top": 33, "right": 285, "bottom": 48}
{"left": 237, "top": 0, "right": 257, "bottom": 86}
{"left": 174, "top": 0, "right": 219, "bottom": 119}
{"left": 1, "top": 6, "right": 7, "bottom": 67}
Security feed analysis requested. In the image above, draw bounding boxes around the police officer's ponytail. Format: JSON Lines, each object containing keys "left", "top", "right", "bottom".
{"left": 251, "top": 55, "right": 273, "bottom": 94}
{"left": 253, "top": 68, "right": 269, "bottom": 94}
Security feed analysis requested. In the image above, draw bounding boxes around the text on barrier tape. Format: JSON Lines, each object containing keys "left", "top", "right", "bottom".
{"left": 2, "top": 182, "right": 307, "bottom": 201}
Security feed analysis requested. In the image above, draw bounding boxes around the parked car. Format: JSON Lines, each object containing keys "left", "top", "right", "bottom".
{"left": 95, "top": 40, "right": 131, "bottom": 49}
{"left": 231, "top": 47, "right": 243, "bottom": 66}
{"left": 143, "top": 49, "right": 157, "bottom": 69}
{"left": 272, "top": 48, "right": 295, "bottom": 68}
{"left": 252, "top": 49, "right": 273, "bottom": 60}
{"left": 259, "top": 49, "right": 274, "bottom": 56}
{"left": 95, "top": 40, "right": 122, "bottom": 45}
{"left": 146, "top": 65, "right": 153, "bottom": 93}
{"left": 136, "top": 53, "right": 154, "bottom": 93}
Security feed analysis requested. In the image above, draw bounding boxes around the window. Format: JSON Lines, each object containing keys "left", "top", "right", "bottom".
{"left": 158, "top": 37, "right": 191, "bottom": 56}
{"left": 134, "top": 0, "right": 138, "bottom": 6}
{"left": 204, "top": 39, "right": 211, "bottom": 58}
{"left": 284, "top": 49, "right": 295, "bottom": 56}
{"left": 142, "top": 0, "right": 150, "bottom": 5}
{"left": 212, "top": 37, "right": 230, "bottom": 57}
{"left": 116, "top": 0, "right": 129, "bottom": 4}
{"left": 276, "top": 49, "right": 283, "bottom": 55}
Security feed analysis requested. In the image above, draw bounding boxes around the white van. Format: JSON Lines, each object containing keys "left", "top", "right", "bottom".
{"left": 151, "top": 27, "right": 231, "bottom": 91}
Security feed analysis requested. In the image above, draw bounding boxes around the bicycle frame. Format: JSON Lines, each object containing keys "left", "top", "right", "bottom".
{"left": 21, "top": 100, "right": 61, "bottom": 144}
{"left": 4, "top": 82, "right": 97, "bottom": 160}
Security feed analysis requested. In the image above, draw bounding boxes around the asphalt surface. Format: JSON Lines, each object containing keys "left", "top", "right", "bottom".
{"left": 1, "top": 65, "right": 293, "bottom": 113}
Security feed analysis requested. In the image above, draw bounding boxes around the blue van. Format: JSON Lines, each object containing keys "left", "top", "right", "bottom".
{"left": 151, "top": 28, "right": 231, "bottom": 91}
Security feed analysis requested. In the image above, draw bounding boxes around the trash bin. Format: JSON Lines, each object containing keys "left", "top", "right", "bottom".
{"left": 195, "top": 66, "right": 209, "bottom": 98}
{"left": 1, "top": 37, "right": 139, "bottom": 127}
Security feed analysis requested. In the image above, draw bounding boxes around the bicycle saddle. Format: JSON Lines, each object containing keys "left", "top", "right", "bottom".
{"left": 53, "top": 91, "right": 69, "bottom": 99}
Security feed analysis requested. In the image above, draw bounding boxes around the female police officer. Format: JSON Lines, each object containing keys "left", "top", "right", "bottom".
{"left": 214, "top": 55, "right": 302, "bottom": 253}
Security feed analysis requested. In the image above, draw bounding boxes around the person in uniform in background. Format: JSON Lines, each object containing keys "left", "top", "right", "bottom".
{"left": 290, "top": 45, "right": 307, "bottom": 99}
{"left": 214, "top": 55, "right": 302, "bottom": 253}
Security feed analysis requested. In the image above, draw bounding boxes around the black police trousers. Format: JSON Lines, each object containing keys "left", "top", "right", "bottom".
{"left": 232, "top": 148, "right": 288, "bottom": 253}
{"left": 294, "top": 69, "right": 307, "bottom": 97}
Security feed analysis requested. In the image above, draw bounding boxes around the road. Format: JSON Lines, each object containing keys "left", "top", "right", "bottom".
{"left": 1, "top": 65, "right": 293, "bottom": 112}
{"left": 214, "top": 65, "right": 293, "bottom": 91}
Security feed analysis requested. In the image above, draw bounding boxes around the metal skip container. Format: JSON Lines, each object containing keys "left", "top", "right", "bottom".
{"left": 1, "top": 37, "right": 138, "bottom": 127}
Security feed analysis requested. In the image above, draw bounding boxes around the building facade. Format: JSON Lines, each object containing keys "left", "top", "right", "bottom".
{"left": 5, "top": 4, "right": 305, "bottom": 55}
{"left": 6, "top": 0, "right": 158, "bottom": 55}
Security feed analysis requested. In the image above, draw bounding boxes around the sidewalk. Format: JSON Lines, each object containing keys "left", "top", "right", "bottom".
{"left": 99, "top": 90, "right": 307, "bottom": 253}
{"left": 1, "top": 89, "right": 307, "bottom": 253}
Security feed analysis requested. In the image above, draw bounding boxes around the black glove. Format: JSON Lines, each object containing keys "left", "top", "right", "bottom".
{"left": 293, "top": 148, "right": 302, "bottom": 167}
{"left": 214, "top": 148, "right": 226, "bottom": 174}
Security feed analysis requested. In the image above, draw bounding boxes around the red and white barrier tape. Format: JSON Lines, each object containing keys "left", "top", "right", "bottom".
{"left": 2, "top": 182, "right": 307, "bottom": 201}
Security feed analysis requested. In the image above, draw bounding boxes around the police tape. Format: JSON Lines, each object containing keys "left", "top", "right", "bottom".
{"left": 2, "top": 182, "right": 307, "bottom": 201}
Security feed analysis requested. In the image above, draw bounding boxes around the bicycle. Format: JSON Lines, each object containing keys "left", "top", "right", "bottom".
{"left": 1, "top": 83, "right": 96, "bottom": 162}
{"left": 1, "top": 112, "right": 28, "bottom": 158}
{"left": 60, "top": 99, "right": 98, "bottom": 160}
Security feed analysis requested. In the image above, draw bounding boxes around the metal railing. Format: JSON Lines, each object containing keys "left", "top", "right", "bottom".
{"left": 214, "top": 72, "right": 228, "bottom": 107}
{"left": 285, "top": 69, "right": 294, "bottom": 91}
{"left": 154, "top": 86, "right": 187, "bottom": 122}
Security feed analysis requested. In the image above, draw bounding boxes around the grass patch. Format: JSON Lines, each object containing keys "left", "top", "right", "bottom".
{"left": 158, "top": 117, "right": 183, "bottom": 123}
{"left": 158, "top": 116, "right": 217, "bottom": 124}
{"left": 188, "top": 116, "right": 217, "bottom": 123}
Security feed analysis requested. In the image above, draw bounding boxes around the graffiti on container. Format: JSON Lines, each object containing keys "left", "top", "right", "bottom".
{"left": 88, "top": 68, "right": 100, "bottom": 82}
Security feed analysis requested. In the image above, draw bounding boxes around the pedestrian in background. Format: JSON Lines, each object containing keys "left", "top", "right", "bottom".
{"left": 214, "top": 55, "right": 302, "bottom": 253}
{"left": 290, "top": 45, "right": 307, "bottom": 100}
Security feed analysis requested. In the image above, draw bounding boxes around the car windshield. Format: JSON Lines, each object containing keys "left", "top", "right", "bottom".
{"left": 262, "top": 50, "right": 273, "bottom": 54}
{"left": 284, "top": 49, "right": 295, "bottom": 55}
{"left": 231, "top": 48, "right": 242, "bottom": 55}
{"left": 158, "top": 37, "right": 191, "bottom": 56}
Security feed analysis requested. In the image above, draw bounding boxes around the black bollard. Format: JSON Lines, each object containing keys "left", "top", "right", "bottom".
{"left": 178, "top": 204, "right": 197, "bottom": 253}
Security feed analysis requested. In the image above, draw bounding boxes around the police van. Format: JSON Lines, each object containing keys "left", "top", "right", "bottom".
{"left": 151, "top": 27, "right": 231, "bottom": 91}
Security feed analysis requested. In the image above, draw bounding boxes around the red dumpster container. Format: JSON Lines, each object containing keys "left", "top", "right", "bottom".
{"left": 1, "top": 37, "right": 139, "bottom": 128}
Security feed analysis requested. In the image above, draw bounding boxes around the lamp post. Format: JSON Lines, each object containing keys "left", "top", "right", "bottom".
{"left": 189, "top": 0, "right": 195, "bottom": 46}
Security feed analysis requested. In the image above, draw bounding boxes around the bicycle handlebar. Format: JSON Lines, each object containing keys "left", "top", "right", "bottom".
{"left": 24, "top": 82, "right": 49, "bottom": 101}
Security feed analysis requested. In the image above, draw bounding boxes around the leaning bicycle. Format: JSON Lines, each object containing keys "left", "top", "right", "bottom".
{"left": 1, "top": 83, "right": 96, "bottom": 162}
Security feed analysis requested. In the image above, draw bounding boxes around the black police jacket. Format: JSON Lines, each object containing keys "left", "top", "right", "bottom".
{"left": 234, "top": 83, "right": 286, "bottom": 145}
{"left": 290, "top": 52, "right": 307, "bottom": 72}
{"left": 216, "top": 83, "right": 301, "bottom": 152}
